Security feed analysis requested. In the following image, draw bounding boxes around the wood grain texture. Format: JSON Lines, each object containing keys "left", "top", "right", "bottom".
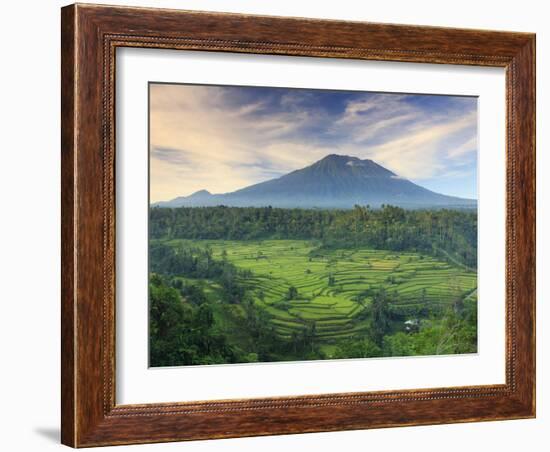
{"left": 60, "top": 3, "right": 536, "bottom": 447}
{"left": 60, "top": 5, "right": 76, "bottom": 447}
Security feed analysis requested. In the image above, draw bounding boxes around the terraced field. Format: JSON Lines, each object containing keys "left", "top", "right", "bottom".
{"left": 160, "top": 239, "right": 477, "bottom": 342}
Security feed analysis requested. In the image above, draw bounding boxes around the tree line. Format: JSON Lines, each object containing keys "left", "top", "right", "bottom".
{"left": 150, "top": 205, "right": 477, "bottom": 268}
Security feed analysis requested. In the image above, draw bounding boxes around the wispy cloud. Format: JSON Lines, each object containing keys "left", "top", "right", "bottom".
{"left": 359, "top": 111, "right": 477, "bottom": 179}
{"left": 151, "top": 147, "right": 193, "bottom": 165}
{"left": 447, "top": 136, "right": 478, "bottom": 159}
{"left": 149, "top": 84, "right": 477, "bottom": 202}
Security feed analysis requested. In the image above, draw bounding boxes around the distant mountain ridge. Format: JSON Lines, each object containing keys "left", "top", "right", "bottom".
{"left": 154, "top": 154, "right": 476, "bottom": 209}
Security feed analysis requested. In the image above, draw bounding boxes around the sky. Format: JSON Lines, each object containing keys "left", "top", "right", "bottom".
{"left": 149, "top": 83, "right": 477, "bottom": 203}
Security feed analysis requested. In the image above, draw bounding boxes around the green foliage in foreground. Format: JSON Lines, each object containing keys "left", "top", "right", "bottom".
{"left": 149, "top": 274, "right": 242, "bottom": 366}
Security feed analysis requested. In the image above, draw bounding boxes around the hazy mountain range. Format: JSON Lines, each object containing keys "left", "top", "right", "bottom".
{"left": 153, "top": 154, "right": 476, "bottom": 209}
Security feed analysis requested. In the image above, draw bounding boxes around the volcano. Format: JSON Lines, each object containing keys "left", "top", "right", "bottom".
{"left": 154, "top": 155, "right": 476, "bottom": 209}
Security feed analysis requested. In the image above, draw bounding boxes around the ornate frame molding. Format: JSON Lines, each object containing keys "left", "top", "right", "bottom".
{"left": 62, "top": 4, "right": 535, "bottom": 447}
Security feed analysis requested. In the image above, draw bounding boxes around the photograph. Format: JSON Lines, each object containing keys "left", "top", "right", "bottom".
{"left": 148, "top": 83, "right": 479, "bottom": 367}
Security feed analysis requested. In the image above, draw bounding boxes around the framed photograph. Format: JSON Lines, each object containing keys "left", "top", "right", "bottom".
{"left": 61, "top": 4, "right": 536, "bottom": 447}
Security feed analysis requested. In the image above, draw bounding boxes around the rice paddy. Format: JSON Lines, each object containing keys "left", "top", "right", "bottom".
{"left": 159, "top": 239, "right": 477, "bottom": 342}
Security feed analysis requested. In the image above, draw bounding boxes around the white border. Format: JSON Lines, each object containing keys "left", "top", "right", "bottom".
{"left": 116, "top": 48, "right": 506, "bottom": 404}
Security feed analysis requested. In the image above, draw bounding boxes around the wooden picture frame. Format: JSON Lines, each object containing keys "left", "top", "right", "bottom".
{"left": 61, "top": 3, "right": 535, "bottom": 447}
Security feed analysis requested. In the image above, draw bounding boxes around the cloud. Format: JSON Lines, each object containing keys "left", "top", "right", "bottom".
{"left": 149, "top": 85, "right": 330, "bottom": 201}
{"left": 447, "top": 136, "right": 478, "bottom": 159}
{"left": 149, "top": 84, "right": 478, "bottom": 202}
{"left": 151, "top": 147, "right": 192, "bottom": 165}
{"left": 359, "top": 111, "right": 477, "bottom": 179}
{"left": 335, "top": 94, "right": 412, "bottom": 126}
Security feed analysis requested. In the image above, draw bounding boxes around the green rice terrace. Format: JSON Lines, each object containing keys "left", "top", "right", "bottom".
{"left": 199, "top": 239, "right": 473, "bottom": 339}
{"left": 148, "top": 205, "right": 478, "bottom": 366}
{"left": 149, "top": 237, "right": 477, "bottom": 366}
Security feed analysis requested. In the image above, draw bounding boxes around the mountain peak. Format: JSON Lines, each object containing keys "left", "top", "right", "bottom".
{"left": 190, "top": 189, "right": 211, "bottom": 197}
{"left": 156, "top": 154, "right": 475, "bottom": 209}
{"left": 320, "top": 154, "right": 358, "bottom": 162}
{"left": 311, "top": 154, "right": 394, "bottom": 177}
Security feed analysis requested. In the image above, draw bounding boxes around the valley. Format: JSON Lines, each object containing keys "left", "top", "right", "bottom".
{"left": 149, "top": 156, "right": 478, "bottom": 366}
{"left": 172, "top": 239, "right": 474, "bottom": 340}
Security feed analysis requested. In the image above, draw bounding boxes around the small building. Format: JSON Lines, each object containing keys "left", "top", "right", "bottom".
{"left": 404, "top": 319, "right": 420, "bottom": 333}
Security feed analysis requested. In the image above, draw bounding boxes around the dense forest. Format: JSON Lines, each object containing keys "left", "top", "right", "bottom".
{"left": 150, "top": 205, "right": 477, "bottom": 268}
